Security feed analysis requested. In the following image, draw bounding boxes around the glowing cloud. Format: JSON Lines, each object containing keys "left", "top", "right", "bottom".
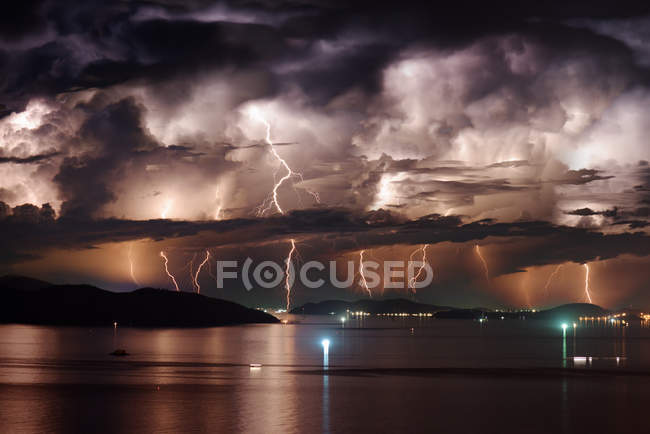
{"left": 161, "top": 200, "right": 173, "bottom": 219}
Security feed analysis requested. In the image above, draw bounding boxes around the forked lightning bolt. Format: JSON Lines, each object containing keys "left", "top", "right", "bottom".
{"left": 408, "top": 244, "right": 429, "bottom": 294}
{"left": 160, "top": 251, "right": 180, "bottom": 292}
{"left": 250, "top": 109, "right": 319, "bottom": 216}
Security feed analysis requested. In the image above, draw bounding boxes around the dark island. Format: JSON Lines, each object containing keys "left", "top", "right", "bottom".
{"left": 291, "top": 298, "right": 613, "bottom": 322}
{"left": 0, "top": 275, "right": 279, "bottom": 327}
{"left": 290, "top": 298, "right": 451, "bottom": 315}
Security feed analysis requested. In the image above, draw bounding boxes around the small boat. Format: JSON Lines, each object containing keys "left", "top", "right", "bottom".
{"left": 110, "top": 349, "right": 129, "bottom": 356}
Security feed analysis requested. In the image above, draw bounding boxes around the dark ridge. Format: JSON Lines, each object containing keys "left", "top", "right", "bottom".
{"left": 533, "top": 303, "right": 609, "bottom": 320}
{"left": 0, "top": 275, "right": 279, "bottom": 327}
{"left": 289, "top": 298, "right": 452, "bottom": 315}
{"left": 291, "top": 299, "right": 610, "bottom": 321}
{"left": 0, "top": 275, "right": 52, "bottom": 291}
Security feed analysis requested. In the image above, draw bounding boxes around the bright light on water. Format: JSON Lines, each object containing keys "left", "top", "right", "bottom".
{"left": 321, "top": 339, "right": 330, "bottom": 368}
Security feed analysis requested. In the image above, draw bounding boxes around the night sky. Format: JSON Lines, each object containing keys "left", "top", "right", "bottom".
{"left": 1, "top": 0, "right": 650, "bottom": 309}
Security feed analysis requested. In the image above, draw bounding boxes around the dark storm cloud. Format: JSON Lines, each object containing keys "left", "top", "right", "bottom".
{"left": 356, "top": 155, "right": 614, "bottom": 215}
{"left": 636, "top": 165, "right": 650, "bottom": 203}
{"left": 0, "top": 151, "right": 60, "bottom": 164}
{"left": 0, "top": 1, "right": 48, "bottom": 42}
{"left": 0, "top": 4, "right": 645, "bottom": 224}
{"left": 1, "top": 206, "right": 649, "bottom": 281}
{"left": 53, "top": 96, "right": 158, "bottom": 218}
{"left": 0, "top": 0, "right": 649, "bottom": 298}
{"left": 75, "top": 19, "right": 286, "bottom": 88}
{"left": 396, "top": 179, "right": 529, "bottom": 195}
{"left": 487, "top": 160, "right": 533, "bottom": 169}
{"left": 551, "top": 169, "right": 615, "bottom": 185}
{"left": 566, "top": 207, "right": 617, "bottom": 217}
{"left": 0, "top": 2, "right": 287, "bottom": 109}
{"left": 612, "top": 220, "right": 650, "bottom": 229}
{"left": 1, "top": 0, "right": 649, "bottom": 112}
{"left": 46, "top": 93, "right": 242, "bottom": 219}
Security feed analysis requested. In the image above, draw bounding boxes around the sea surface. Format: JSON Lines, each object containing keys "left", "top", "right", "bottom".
{"left": 0, "top": 316, "right": 648, "bottom": 433}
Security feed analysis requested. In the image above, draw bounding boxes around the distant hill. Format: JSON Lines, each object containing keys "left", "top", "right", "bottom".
{"left": 532, "top": 303, "right": 609, "bottom": 321}
{"left": 0, "top": 275, "right": 51, "bottom": 291}
{"left": 289, "top": 298, "right": 451, "bottom": 315}
{"left": 291, "top": 298, "right": 611, "bottom": 321}
{"left": 0, "top": 275, "right": 279, "bottom": 327}
{"left": 436, "top": 309, "right": 487, "bottom": 319}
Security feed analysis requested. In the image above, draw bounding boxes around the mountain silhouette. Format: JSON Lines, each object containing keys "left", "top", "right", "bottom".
{"left": 0, "top": 275, "right": 278, "bottom": 327}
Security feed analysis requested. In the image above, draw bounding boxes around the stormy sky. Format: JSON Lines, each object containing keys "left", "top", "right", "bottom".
{"left": 1, "top": 0, "right": 650, "bottom": 309}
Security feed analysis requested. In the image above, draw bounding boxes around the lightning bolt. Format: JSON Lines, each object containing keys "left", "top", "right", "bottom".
{"left": 408, "top": 244, "right": 430, "bottom": 294}
{"left": 192, "top": 250, "right": 210, "bottom": 294}
{"left": 214, "top": 185, "right": 223, "bottom": 220}
{"left": 543, "top": 264, "right": 563, "bottom": 297}
{"left": 475, "top": 244, "right": 489, "bottom": 284}
{"left": 250, "top": 109, "right": 320, "bottom": 216}
{"left": 127, "top": 243, "right": 140, "bottom": 287}
{"left": 583, "top": 263, "right": 594, "bottom": 304}
{"left": 206, "top": 255, "right": 218, "bottom": 283}
{"left": 160, "top": 251, "right": 180, "bottom": 292}
{"left": 161, "top": 200, "right": 173, "bottom": 219}
{"left": 187, "top": 252, "right": 198, "bottom": 291}
{"left": 285, "top": 239, "right": 296, "bottom": 311}
{"left": 358, "top": 250, "right": 372, "bottom": 297}
{"left": 305, "top": 190, "right": 321, "bottom": 203}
